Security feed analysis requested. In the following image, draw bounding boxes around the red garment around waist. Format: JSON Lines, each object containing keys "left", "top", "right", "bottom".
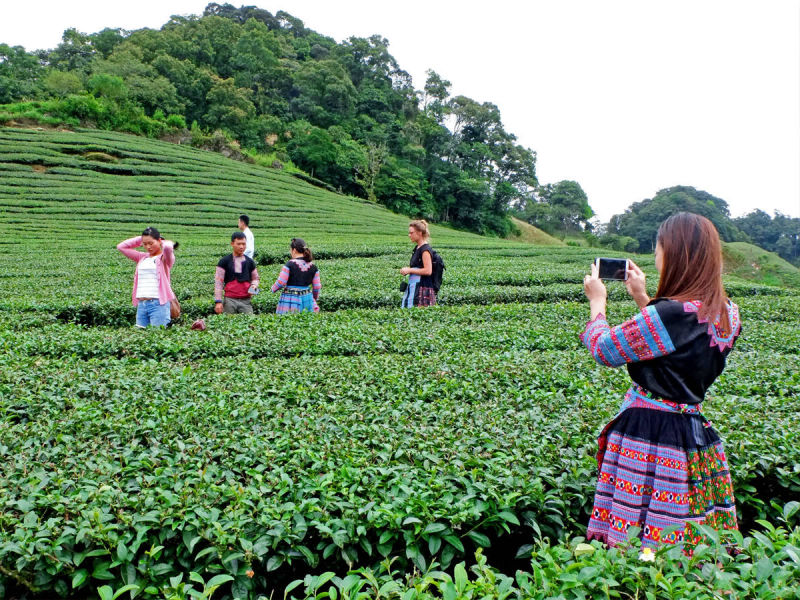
{"left": 225, "top": 280, "right": 251, "bottom": 298}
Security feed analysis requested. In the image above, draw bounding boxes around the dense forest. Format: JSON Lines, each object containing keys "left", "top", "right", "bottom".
{"left": 0, "top": 3, "right": 542, "bottom": 236}
{"left": 602, "top": 186, "right": 800, "bottom": 265}
{"left": 0, "top": 3, "right": 797, "bottom": 252}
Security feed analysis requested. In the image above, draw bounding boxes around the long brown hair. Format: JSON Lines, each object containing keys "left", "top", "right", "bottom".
{"left": 655, "top": 212, "right": 730, "bottom": 334}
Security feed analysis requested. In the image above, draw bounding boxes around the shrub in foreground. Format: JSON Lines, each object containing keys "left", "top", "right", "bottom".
{"left": 288, "top": 514, "right": 800, "bottom": 600}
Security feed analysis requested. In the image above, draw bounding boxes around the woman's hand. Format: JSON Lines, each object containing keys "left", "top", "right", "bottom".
{"left": 400, "top": 267, "right": 411, "bottom": 276}
{"left": 584, "top": 262, "right": 607, "bottom": 319}
{"left": 584, "top": 262, "right": 607, "bottom": 302}
{"left": 625, "top": 261, "right": 650, "bottom": 309}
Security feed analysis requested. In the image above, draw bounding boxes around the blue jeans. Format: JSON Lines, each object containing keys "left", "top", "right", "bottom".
{"left": 401, "top": 275, "right": 420, "bottom": 308}
{"left": 136, "top": 298, "right": 170, "bottom": 328}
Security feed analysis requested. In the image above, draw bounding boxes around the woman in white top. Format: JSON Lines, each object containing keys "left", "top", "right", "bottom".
{"left": 117, "top": 227, "right": 178, "bottom": 328}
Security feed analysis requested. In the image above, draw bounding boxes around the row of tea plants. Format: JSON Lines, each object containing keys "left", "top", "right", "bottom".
{"left": 1, "top": 127, "right": 798, "bottom": 598}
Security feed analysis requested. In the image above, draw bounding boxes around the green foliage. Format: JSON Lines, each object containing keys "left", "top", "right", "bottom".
{"left": 291, "top": 60, "right": 357, "bottom": 126}
{"left": 91, "top": 44, "right": 184, "bottom": 115}
{"left": 0, "top": 88, "right": 188, "bottom": 138}
{"left": 599, "top": 232, "right": 639, "bottom": 253}
{"left": 519, "top": 181, "right": 593, "bottom": 239}
{"left": 290, "top": 529, "right": 800, "bottom": 600}
{"left": 606, "top": 185, "right": 746, "bottom": 252}
{"left": 734, "top": 209, "right": 800, "bottom": 266}
{"left": 43, "top": 70, "right": 85, "bottom": 97}
{"left": 166, "top": 113, "right": 187, "bottom": 129}
{"left": 0, "top": 44, "right": 44, "bottom": 103}
{"left": 375, "top": 155, "right": 432, "bottom": 217}
{"left": 204, "top": 77, "right": 256, "bottom": 134}
{"left": 91, "top": 28, "right": 126, "bottom": 59}
{"left": 0, "top": 5, "right": 548, "bottom": 236}
{"left": 46, "top": 28, "right": 96, "bottom": 73}
{"left": 88, "top": 73, "right": 128, "bottom": 99}
{"left": 1, "top": 124, "right": 799, "bottom": 600}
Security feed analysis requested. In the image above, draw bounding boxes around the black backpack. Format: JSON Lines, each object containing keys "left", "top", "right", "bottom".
{"left": 429, "top": 248, "right": 445, "bottom": 292}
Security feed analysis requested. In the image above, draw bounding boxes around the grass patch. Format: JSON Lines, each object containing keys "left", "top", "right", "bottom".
{"left": 723, "top": 241, "right": 800, "bottom": 288}
{"left": 507, "top": 217, "right": 565, "bottom": 246}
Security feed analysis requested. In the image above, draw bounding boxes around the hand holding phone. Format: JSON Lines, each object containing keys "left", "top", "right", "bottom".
{"left": 583, "top": 260, "right": 607, "bottom": 310}
{"left": 624, "top": 260, "right": 649, "bottom": 308}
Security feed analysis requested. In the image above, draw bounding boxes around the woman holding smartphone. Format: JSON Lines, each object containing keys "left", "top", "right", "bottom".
{"left": 581, "top": 212, "right": 741, "bottom": 552}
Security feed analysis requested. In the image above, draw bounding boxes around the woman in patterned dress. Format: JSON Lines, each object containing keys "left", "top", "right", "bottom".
{"left": 581, "top": 212, "right": 741, "bottom": 552}
{"left": 271, "top": 238, "right": 321, "bottom": 314}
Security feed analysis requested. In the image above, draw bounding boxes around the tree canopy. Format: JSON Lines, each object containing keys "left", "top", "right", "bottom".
{"left": 734, "top": 209, "right": 800, "bottom": 266}
{"left": 8, "top": 6, "right": 791, "bottom": 258}
{"left": 515, "top": 180, "right": 593, "bottom": 239}
{"left": 606, "top": 186, "right": 747, "bottom": 252}
{"left": 0, "top": 3, "right": 546, "bottom": 236}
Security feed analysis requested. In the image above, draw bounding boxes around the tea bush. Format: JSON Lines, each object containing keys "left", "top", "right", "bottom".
{"left": 1, "top": 128, "right": 798, "bottom": 598}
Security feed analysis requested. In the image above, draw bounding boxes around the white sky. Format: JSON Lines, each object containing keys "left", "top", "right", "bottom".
{"left": 2, "top": 0, "right": 799, "bottom": 222}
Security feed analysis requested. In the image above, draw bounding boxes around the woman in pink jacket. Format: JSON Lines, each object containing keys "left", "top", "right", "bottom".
{"left": 117, "top": 227, "right": 178, "bottom": 328}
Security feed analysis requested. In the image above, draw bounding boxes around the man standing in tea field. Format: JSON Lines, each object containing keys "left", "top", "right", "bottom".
{"left": 238, "top": 214, "right": 255, "bottom": 259}
{"left": 214, "top": 232, "right": 260, "bottom": 314}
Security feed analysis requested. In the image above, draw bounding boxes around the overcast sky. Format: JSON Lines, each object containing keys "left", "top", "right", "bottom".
{"left": 2, "top": 0, "right": 798, "bottom": 222}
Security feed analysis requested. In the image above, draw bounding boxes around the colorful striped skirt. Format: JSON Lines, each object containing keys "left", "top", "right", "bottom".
{"left": 401, "top": 274, "right": 437, "bottom": 308}
{"left": 276, "top": 286, "right": 319, "bottom": 314}
{"left": 587, "top": 384, "right": 737, "bottom": 551}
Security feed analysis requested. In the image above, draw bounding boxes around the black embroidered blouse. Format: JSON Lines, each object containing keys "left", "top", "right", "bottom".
{"left": 581, "top": 298, "right": 742, "bottom": 404}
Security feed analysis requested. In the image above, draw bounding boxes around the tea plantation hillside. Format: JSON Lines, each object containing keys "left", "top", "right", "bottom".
{"left": 0, "top": 127, "right": 621, "bottom": 323}
{"left": 1, "top": 127, "right": 799, "bottom": 599}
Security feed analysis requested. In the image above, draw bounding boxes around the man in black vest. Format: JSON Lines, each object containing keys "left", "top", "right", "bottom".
{"left": 214, "top": 232, "right": 260, "bottom": 314}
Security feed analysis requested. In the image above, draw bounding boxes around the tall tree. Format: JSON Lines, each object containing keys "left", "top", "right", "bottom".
{"left": 420, "top": 69, "right": 450, "bottom": 122}
{"left": 90, "top": 28, "right": 127, "bottom": 58}
{"left": 92, "top": 45, "right": 183, "bottom": 115}
{"left": 608, "top": 186, "right": 744, "bottom": 252}
{"left": 0, "top": 45, "right": 44, "bottom": 102}
{"left": 354, "top": 141, "right": 387, "bottom": 202}
{"left": 543, "top": 180, "right": 593, "bottom": 232}
{"left": 46, "top": 29, "right": 96, "bottom": 73}
{"left": 203, "top": 76, "right": 255, "bottom": 134}
{"left": 522, "top": 180, "right": 592, "bottom": 236}
{"left": 290, "top": 59, "right": 356, "bottom": 127}
{"left": 43, "top": 70, "right": 84, "bottom": 97}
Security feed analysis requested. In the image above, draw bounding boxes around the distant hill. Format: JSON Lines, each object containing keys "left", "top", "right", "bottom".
{"left": 0, "top": 5, "right": 539, "bottom": 237}
{"left": 723, "top": 242, "right": 800, "bottom": 289}
{"left": 507, "top": 217, "right": 565, "bottom": 246}
{"left": 0, "top": 126, "right": 582, "bottom": 321}
{"left": 0, "top": 126, "right": 489, "bottom": 254}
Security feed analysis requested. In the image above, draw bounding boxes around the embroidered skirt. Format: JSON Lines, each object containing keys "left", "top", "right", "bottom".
{"left": 587, "top": 384, "right": 738, "bottom": 551}
{"left": 401, "top": 275, "right": 437, "bottom": 308}
{"left": 276, "top": 286, "right": 319, "bottom": 314}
